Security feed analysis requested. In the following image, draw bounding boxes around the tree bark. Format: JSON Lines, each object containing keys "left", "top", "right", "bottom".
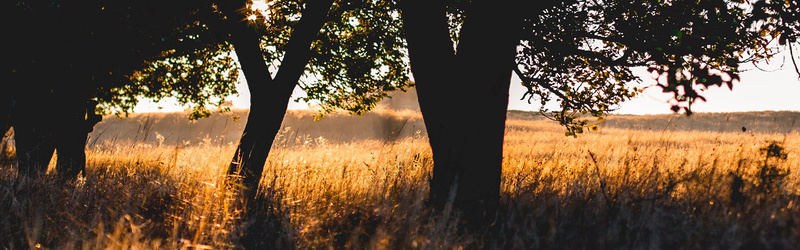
{"left": 220, "top": 0, "right": 333, "bottom": 201}
{"left": 399, "top": 0, "right": 460, "bottom": 209}
{"left": 401, "top": 0, "right": 522, "bottom": 225}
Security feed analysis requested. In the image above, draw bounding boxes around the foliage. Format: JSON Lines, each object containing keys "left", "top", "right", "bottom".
{"left": 10, "top": 0, "right": 413, "bottom": 119}
{"left": 511, "top": 0, "right": 766, "bottom": 136}
{"left": 8, "top": 0, "right": 239, "bottom": 118}
{"left": 749, "top": 0, "right": 800, "bottom": 75}
{"left": 8, "top": 0, "right": 794, "bottom": 129}
{"left": 247, "top": 0, "right": 411, "bottom": 115}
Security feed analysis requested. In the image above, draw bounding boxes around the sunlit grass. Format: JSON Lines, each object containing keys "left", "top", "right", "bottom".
{"left": 2, "top": 113, "right": 800, "bottom": 248}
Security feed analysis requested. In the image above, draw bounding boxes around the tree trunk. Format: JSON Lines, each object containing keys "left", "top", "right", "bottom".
{"left": 401, "top": 0, "right": 522, "bottom": 225}
{"left": 220, "top": 0, "right": 333, "bottom": 201}
{"left": 11, "top": 88, "right": 56, "bottom": 179}
{"left": 54, "top": 95, "right": 100, "bottom": 180}
{"left": 0, "top": 89, "right": 10, "bottom": 137}
{"left": 6, "top": 5, "right": 100, "bottom": 181}
{"left": 0, "top": 89, "right": 11, "bottom": 164}
{"left": 399, "top": 0, "right": 460, "bottom": 209}
{"left": 13, "top": 125, "right": 55, "bottom": 179}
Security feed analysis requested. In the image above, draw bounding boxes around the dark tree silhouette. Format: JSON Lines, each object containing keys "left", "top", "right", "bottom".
{"left": 400, "top": 0, "right": 524, "bottom": 225}
{"left": 219, "top": 0, "right": 410, "bottom": 203}
{"left": 5, "top": 0, "right": 793, "bottom": 233}
{"left": 218, "top": 0, "right": 336, "bottom": 201}
{"left": 399, "top": 0, "right": 789, "bottom": 228}
{"left": 749, "top": 0, "right": 800, "bottom": 76}
{"left": 5, "top": 0, "right": 411, "bottom": 190}
{"left": 6, "top": 0, "right": 237, "bottom": 180}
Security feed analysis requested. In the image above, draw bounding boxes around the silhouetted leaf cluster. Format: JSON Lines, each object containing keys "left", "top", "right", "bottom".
{"left": 243, "top": 0, "right": 411, "bottom": 115}
{"left": 8, "top": 0, "right": 239, "bottom": 118}
{"left": 510, "top": 0, "right": 770, "bottom": 135}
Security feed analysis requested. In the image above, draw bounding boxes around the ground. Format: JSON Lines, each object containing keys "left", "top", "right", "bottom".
{"left": 1, "top": 110, "right": 799, "bottom": 249}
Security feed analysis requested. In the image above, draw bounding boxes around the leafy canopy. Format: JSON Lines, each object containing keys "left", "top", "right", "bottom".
{"left": 8, "top": 0, "right": 239, "bottom": 118}
{"left": 10, "top": 0, "right": 793, "bottom": 127}
{"left": 245, "top": 0, "right": 411, "bottom": 115}
{"left": 511, "top": 0, "right": 779, "bottom": 136}
{"left": 9, "top": 0, "right": 413, "bottom": 119}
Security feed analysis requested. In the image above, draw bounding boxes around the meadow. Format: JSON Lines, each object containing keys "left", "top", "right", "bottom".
{"left": 1, "top": 109, "right": 799, "bottom": 249}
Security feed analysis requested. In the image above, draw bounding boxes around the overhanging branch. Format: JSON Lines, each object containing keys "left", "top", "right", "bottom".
{"left": 513, "top": 66, "right": 579, "bottom": 107}
{"left": 789, "top": 42, "right": 800, "bottom": 78}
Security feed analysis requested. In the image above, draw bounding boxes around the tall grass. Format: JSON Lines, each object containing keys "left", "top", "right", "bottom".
{"left": 1, "top": 112, "right": 800, "bottom": 248}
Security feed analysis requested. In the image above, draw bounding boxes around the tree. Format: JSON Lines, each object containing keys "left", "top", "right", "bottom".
{"left": 400, "top": 0, "right": 777, "bottom": 227}
{"left": 6, "top": 0, "right": 239, "bottom": 179}
{"left": 5, "top": 0, "right": 410, "bottom": 191}
{"left": 218, "top": 0, "right": 336, "bottom": 201}
{"left": 749, "top": 0, "right": 800, "bottom": 76}
{"left": 221, "top": 0, "right": 410, "bottom": 202}
{"left": 400, "top": 0, "right": 525, "bottom": 225}
{"left": 517, "top": 0, "right": 760, "bottom": 132}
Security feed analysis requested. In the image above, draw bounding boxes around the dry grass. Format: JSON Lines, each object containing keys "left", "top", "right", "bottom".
{"left": 1, "top": 111, "right": 800, "bottom": 249}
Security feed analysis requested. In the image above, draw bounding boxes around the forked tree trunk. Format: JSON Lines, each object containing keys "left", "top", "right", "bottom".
{"left": 401, "top": 0, "right": 522, "bottom": 225}
{"left": 220, "top": 0, "right": 333, "bottom": 201}
{"left": 399, "top": 0, "right": 460, "bottom": 209}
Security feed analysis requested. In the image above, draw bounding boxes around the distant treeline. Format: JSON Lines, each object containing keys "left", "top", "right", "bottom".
{"left": 76, "top": 110, "right": 799, "bottom": 148}
{"left": 509, "top": 110, "right": 800, "bottom": 134}
{"left": 85, "top": 109, "right": 426, "bottom": 148}
{"left": 600, "top": 111, "right": 800, "bottom": 134}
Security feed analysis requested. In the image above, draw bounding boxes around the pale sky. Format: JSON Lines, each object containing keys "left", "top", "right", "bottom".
{"left": 135, "top": 62, "right": 800, "bottom": 115}
{"left": 508, "top": 64, "right": 800, "bottom": 115}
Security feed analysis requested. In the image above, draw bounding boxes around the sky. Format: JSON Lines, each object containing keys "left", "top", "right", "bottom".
{"left": 510, "top": 64, "right": 800, "bottom": 115}
{"left": 134, "top": 61, "right": 800, "bottom": 115}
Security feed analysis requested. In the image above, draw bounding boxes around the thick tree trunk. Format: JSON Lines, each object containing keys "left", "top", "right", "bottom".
{"left": 401, "top": 0, "right": 522, "bottom": 224}
{"left": 0, "top": 90, "right": 11, "bottom": 164}
{"left": 220, "top": 0, "right": 333, "bottom": 201}
{"left": 9, "top": 61, "right": 99, "bottom": 180}
{"left": 54, "top": 95, "right": 100, "bottom": 180}
{"left": 399, "top": 0, "right": 460, "bottom": 209}
{"left": 54, "top": 120, "right": 88, "bottom": 180}
{"left": 0, "top": 90, "right": 10, "bottom": 137}
{"left": 11, "top": 88, "right": 56, "bottom": 179}
{"left": 13, "top": 125, "right": 55, "bottom": 178}
{"left": 6, "top": 4, "right": 99, "bottom": 181}
{"left": 11, "top": 86, "right": 97, "bottom": 180}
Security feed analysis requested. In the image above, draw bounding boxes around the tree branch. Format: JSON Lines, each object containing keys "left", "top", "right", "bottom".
{"left": 513, "top": 66, "right": 578, "bottom": 107}
{"left": 789, "top": 42, "right": 800, "bottom": 78}
{"left": 273, "top": 0, "right": 335, "bottom": 88}
{"left": 217, "top": 0, "right": 274, "bottom": 95}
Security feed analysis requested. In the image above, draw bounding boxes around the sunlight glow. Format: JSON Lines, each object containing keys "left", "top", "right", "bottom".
{"left": 250, "top": 0, "right": 271, "bottom": 12}
{"left": 136, "top": 52, "right": 800, "bottom": 116}
{"left": 136, "top": 65, "right": 799, "bottom": 115}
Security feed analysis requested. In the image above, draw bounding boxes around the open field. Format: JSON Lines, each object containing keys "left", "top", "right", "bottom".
{"left": 1, "top": 110, "right": 800, "bottom": 248}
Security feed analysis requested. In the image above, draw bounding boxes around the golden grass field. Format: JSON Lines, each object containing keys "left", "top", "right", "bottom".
{"left": 1, "top": 109, "right": 799, "bottom": 249}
